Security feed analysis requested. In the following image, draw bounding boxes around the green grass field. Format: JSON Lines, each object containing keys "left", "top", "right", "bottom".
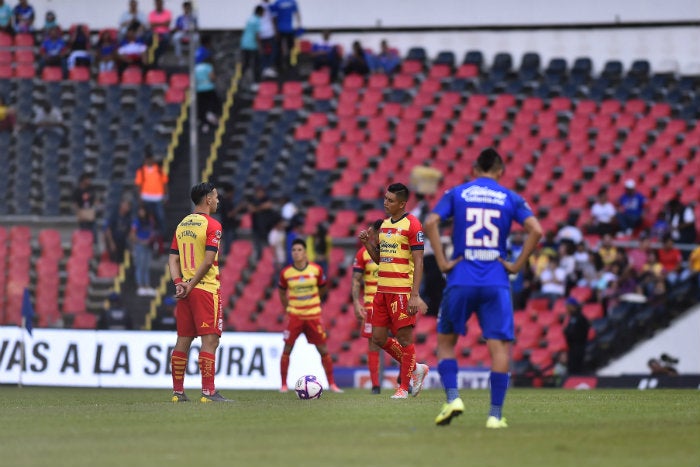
{"left": 0, "top": 387, "right": 697, "bottom": 467}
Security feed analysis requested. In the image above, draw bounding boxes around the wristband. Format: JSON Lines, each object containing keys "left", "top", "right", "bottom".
{"left": 173, "top": 278, "right": 183, "bottom": 285}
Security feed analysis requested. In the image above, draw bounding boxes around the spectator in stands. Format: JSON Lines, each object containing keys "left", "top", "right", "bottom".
{"left": 117, "top": 23, "right": 148, "bottom": 73}
{"left": 616, "top": 179, "right": 646, "bottom": 236}
{"left": 558, "top": 242, "right": 577, "bottom": 292}
{"left": 66, "top": 24, "right": 92, "bottom": 71}
{"left": 218, "top": 182, "right": 246, "bottom": 259}
{"left": 343, "top": 40, "right": 370, "bottom": 76}
{"left": 148, "top": 0, "right": 172, "bottom": 65}
{"left": 371, "top": 39, "right": 400, "bottom": 75}
{"left": 626, "top": 235, "right": 651, "bottom": 273}
{"left": 32, "top": 101, "right": 66, "bottom": 141}
{"left": 41, "top": 10, "right": 58, "bottom": 35}
{"left": 310, "top": 30, "right": 340, "bottom": 81}
{"left": 152, "top": 296, "right": 177, "bottom": 330}
{"left": 508, "top": 230, "right": 529, "bottom": 310}
{"left": 39, "top": 26, "right": 68, "bottom": 75}
{"left": 195, "top": 55, "right": 221, "bottom": 133}
{"left": 306, "top": 222, "right": 331, "bottom": 275}
{"left": 649, "top": 210, "right": 669, "bottom": 241}
{"left": 658, "top": 235, "right": 688, "bottom": 285}
{"left": 268, "top": 216, "right": 286, "bottom": 277}
{"left": 532, "top": 251, "right": 567, "bottom": 308}
{"left": 96, "top": 29, "right": 118, "bottom": 72}
{"left": 587, "top": 188, "right": 617, "bottom": 236}
{"left": 12, "top": 0, "right": 34, "bottom": 33}
{"left": 563, "top": 297, "right": 589, "bottom": 374}
{"left": 0, "top": 0, "right": 13, "bottom": 34}
{"left": 249, "top": 185, "right": 276, "bottom": 261}
{"left": 172, "top": 1, "right": 197, "bottom": 65}
{"left": 284, "top": 217, "right": 302, "bottom": 266}
{"left": 257, "top": 0, "right": 277, "bottom": 78}
{"left": 241, "top": 5, "right": 263, "bottom": 85}
{"left": 118, "top": 0, "right": 149, "bottom": 41}
{"left": 134, "top": 151, "right": 168, "bottom": 242}
{"left": 592, "top": 261, "right": 620, "bottom": 310}
{"left": 73, "top": 172, "right": 100, "bottom": 234}
{"left": 195, "top": 32, "right": 212, "bottom": 64}
{"left": 279, "top": 195, "right": 298, "bottom": 223}
{"left": 639, "top": 249, "right": 664, "bottom": 298}
{"left": 596, "top": 233, "right": 618, "bottom": 267}
{"left": 0, "top": 96, "right": 16, "bottom": 133}
{"left": 270, "top": 0, "right": 301, "bottom": 75}
{"left": 98, "top": 293, "right": 134, "bottom": 330}
{"left": 555, "top": 215, "right": 583, "bottom": 248}
{"left": 667, "top": 197, "right": 697, "bottom": 248}
{"left": 131, "top": 204, "right": 156, "bottom": 296}
{"left": 104, "top": 198, "right": 133, "bottom": 263}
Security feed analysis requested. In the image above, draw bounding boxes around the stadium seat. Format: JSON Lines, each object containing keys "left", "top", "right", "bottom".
{"left": 145, "top": 69, "right": 167, "bottom": 85}
{"left": 69, "top": 66, "right": 90, "bottom": 81}
{"left": 14, "top": 63, "right": 35, "bottom": 78}
{"left": 121, "top": 66, "right": 143, "bottom": 85}
{"left": 169, "top": 73, "right": 190, "bottom": 91}
{"left": 98, "top": 70, "right": 119, "bottom": 86}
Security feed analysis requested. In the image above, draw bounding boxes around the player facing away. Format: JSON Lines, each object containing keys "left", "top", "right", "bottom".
{"left": 168, "top": 182, "right": 231, "bottom": 403}
{"left": 359, "top": 183, "right": 430, "bottom": 399}
{"left": 278, "top": 238, "right": 344, "bottom": 393}
{"left": 424, "top": 148, "right": 543, "bottom": 427}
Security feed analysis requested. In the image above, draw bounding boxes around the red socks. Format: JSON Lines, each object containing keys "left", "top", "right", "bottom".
{"left": 400, "top": 344, "right": 416, "bottom": 391}
{"left": 199, "top": 351, "right": 216, "bottom": 396}
{"left": 368, "top": 350, "right": 380, "bottom": 387}
{"left": 280, "top": 353, "right": 290, "bottom": 387}
{"left": 171, "top": 350, "right": 187, "bottom": 393}
{"left": 382, "top": 337, "right": 403, "bottom": 363}
{"left": 321, "top": 353, "right": 336, "bottom": 385}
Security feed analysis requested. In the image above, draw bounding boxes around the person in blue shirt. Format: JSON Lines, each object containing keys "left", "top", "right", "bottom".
{"left": 616, "top": 178, "right": 646, "bottom": 236}
{"left": 424, "top": 148, "right": 543, "bottom": 429}
{"left": 12, "top": 0, "right": 34, "bottom": 33}
{"left": 270, "top": 0, "right": 301, "bottom": 74}
{"left": 241, "top": 5, "right": 263, "bottom": 83}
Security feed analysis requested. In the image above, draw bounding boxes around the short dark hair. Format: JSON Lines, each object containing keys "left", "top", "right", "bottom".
{"left": 254, "top": 5, "right": 264, "bottom": 15}
{"left": 476, "top": 148, "right": 505, "bottom": 173}
{"left": 387, "top": 183, "right": 409, "bottom": 202}
{"left": 191, "top": 182, "right": 216, "bottom": 205}
{"left": 371, "top": 219, "right": 383, "bottom": 231}
{"left": 291, "top": 238, "right": 306, "bottom": 249}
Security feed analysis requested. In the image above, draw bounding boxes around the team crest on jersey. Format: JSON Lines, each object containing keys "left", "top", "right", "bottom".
{"left": 385, "top": 230, "right": 393, "bottom": 238}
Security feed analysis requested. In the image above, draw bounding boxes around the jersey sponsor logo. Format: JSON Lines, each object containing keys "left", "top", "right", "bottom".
{"left": 460, "top": 185, "right": 507, "bottom": 205}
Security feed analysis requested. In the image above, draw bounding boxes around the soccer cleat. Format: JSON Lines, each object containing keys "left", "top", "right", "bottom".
{"left": 435, "top": 397, "right": 465, "bottom": 426}
{"left": 200, "top": 391, "right": 232, "bottom": 403}
{"left": 280, "top": 384, "right": 289, "bottom": 393}
{"left": 390, "top": 388, "right": 409, "bottom": 399}
{"left": 171, "top": 392, "right": 190, "bottom": 402}
{"left": 371, "top": 386, "right": 381, "bottom": 395}
{"left": 411, "top": 364, "right": 429, "bottom": 397}
{"left": 485, "top": 416, "right": 508, "bottom": 429}
{"left": 329, "top": 384, "right": 344, "bottom": 393}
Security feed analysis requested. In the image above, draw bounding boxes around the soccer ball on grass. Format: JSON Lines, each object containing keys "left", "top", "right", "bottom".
{"left": 295, "top": 374, "right": 323, "bottom": 400}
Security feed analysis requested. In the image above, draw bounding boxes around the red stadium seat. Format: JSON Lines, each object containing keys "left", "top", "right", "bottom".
{"left": 367, "top": 73, "right": 389, "bottom": 90}
{"left": 342, "top": 74, "right": 364, "bottom": 90}
{"left": 252, "top": 95, "right": 274, "bottom": 111}
{"left": 0, "top": 32, "right": 11, "bottom": 47}
{"left": 14, "top": 33, "right": 34, "bottom": 47}
{"left": 282, "top": 80, "right": 303, "bottom": 96}
{"left": 456, "top": 63, "right": 478, "bottom": 78}
{"left": 145, "top": 69, "right": 167, "bottom": 85}
{"left": 121, "top": 66, "right": 143, "bottom": 85}
{"left": 14, "top": 63, "right": 35, "bottom": 78}
{"left": 309, "top": 69, "right": 330, "bottom": 87}
{"left": 169, "top": 73, "right": 190, "bottom": 91}
{"left": 69, "top": 66, "right": 90, "bottom": 81}
{"left": 98, "top": 69, "right": 119, "bottom": 85}
{"left": 312, "top": 84, "right": 334, "bottom": 100}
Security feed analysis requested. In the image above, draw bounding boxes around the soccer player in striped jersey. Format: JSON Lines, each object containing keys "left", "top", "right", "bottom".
{"left": 359, "top": 183, "right": 430, "bottom": 399}
{"left": 425, "top": 148, "right": 543, "bottom": 428}
{"left": 279, "top": 238, "right": 343, "bottom": 393}
{"left": 168, "top": 182, "right": 230, "bottom": 403}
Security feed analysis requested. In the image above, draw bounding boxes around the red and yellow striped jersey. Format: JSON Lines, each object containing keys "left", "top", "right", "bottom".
{"left": 377, "top": 213, "right": 424, "bottom": 294}
{"left": 170, "top": 212, "right": 221, "bottom": 293}
{"left": 279, "top": 262, "right": 326, "bottom": 317}
{"left": 353, "top": 246, "right": 379, "bottom": 305}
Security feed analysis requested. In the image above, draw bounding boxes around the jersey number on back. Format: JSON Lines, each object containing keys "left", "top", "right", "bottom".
{"left": 465, "top": 208, "right": 501, "bottom": 247}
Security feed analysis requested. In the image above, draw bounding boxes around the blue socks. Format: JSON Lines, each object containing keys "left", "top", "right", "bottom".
{"left": 438, "top": 359, "right": 459, "bottom": 402}
{"left": 489, "top": 371, "right": 510, "bottom": 419}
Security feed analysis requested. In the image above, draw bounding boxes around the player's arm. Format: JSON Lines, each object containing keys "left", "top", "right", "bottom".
{"left": 499, "top": 216, "right": 543, "bottom": 274}
{"left": 278, "top": 287, "right": 289, "bottom": 311}
{"left": 358, "top": 230, "right": 380, "bottom": 264}
{"left": 168, "top": 251, "right": 186, "bottom": 298}
{"left": 424, "top": 212, "right": 461, "bottom": 273}
{"left": 408, "top": 248, "right": 427, "bottom": 315}
{"left": 351, "top": 271, "right": 366, "bottom": 320}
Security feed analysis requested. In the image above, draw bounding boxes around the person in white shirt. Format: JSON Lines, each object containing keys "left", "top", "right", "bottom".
{"left": 258, "top": 0, "right": 277, "bottom": 77}
{"left": 587, "top": 189, "right": 617, "bottom": 236}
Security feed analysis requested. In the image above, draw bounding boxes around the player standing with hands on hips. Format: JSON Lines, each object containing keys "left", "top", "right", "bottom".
{"left": 359, "top": 183, "right": 430, "bottom": 399}
{"left": 169, "top": 182, "right": 230, "bottom": 402}
{"left": 424, "top": 148, "right": 542, "bottom": 427}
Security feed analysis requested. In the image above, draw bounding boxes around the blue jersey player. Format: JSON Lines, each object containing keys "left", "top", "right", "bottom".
{"left": 424, "top": 148, "right": 543, "bottom": 428}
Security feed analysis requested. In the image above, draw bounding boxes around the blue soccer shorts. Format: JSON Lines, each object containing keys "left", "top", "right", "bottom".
{"left": 437, "top": 284, "right": 514, "bottom": 341}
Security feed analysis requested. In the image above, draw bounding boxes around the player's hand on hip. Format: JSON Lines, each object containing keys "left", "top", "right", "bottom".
{"left": 498, "top": 257, "right": 520, "bottom": 274}
{"left": 439, "top": 257, "right": 462, "bottom": 273}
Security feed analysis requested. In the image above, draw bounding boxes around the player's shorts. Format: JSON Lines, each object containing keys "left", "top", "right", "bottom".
{"left": 371, "top": 292, "right": 416, "bottom": 335}
{"left": 175, "top": 287, "right": 223, "bottom": 337}
{"left": 437, "top": 284, "right": 514, "bottom": 341}
{"left": 283, "top": 314, "right": 327, "bottom": 346}
{"left": 360, "top": 301, "right": 374, "bottom": 339}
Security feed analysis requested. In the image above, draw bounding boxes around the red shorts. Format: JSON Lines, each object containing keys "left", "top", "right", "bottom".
{"left": 283, "top": 314, "right": 327, "bottom": 346}
{"left": 371, "top": 292, "right": 416, "bottom": 334}
{"left": 175, "top": 287, "right": 223, "bottom": 337}
{"left": 360, "top": 302, "right": 374, "bottom": 339}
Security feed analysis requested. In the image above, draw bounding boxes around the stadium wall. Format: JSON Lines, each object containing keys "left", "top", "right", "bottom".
{"left": 31, "top": 0, "right": 700, "bottom": 72}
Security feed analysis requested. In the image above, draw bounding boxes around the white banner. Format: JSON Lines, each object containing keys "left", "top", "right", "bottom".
{"left": 0, "top": 327, "right": 327, "bottom": 389}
